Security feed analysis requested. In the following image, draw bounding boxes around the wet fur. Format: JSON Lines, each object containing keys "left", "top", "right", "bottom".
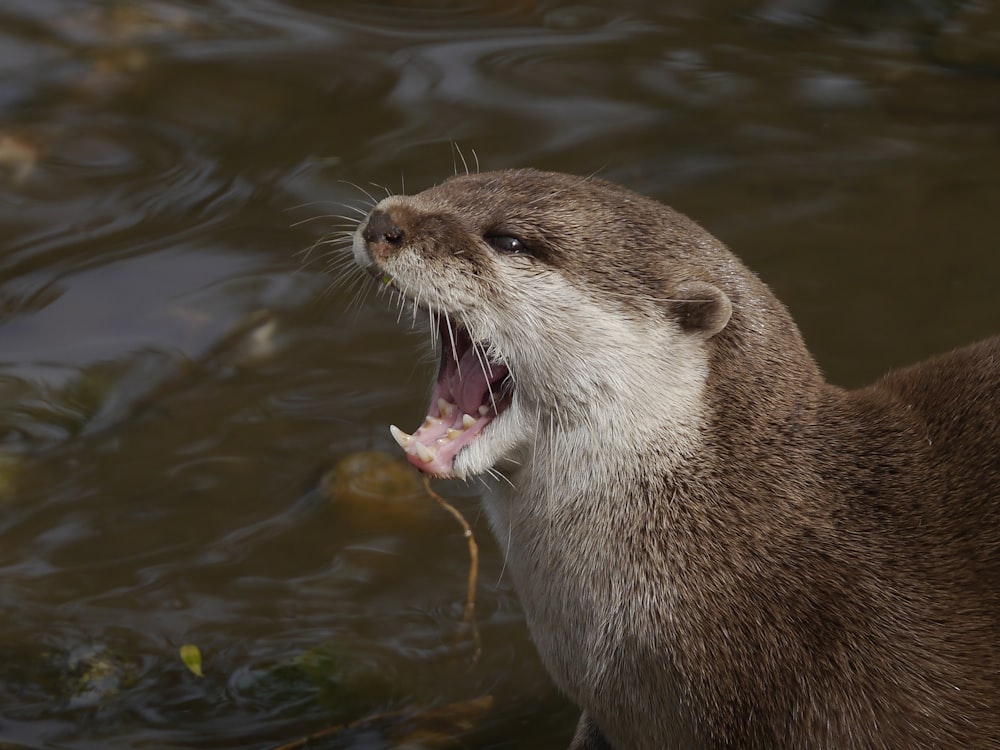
{"left": 354, "top": 169, "right": 1000, "bottom": 749}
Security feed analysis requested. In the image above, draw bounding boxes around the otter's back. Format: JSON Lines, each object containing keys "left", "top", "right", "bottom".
{"left": 870, "top": 335, "right": 1000, "bottom": 574}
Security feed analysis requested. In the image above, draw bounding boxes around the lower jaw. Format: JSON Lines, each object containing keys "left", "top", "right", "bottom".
{"left": 392, "top": 399, "right": 514, "bottom": 479}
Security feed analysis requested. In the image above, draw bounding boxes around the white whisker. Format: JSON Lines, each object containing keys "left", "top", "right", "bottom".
{"left": 337, "top": 179, "right": 380, "bottom": 207}
{"left": 443, "top": 310, "right": 461, "bottom": 374}
{"left": 473, "top": 342, "right": 499, "bottom": 416}
{"left": 370, "top": 181, "right": 392, "bottom": 199}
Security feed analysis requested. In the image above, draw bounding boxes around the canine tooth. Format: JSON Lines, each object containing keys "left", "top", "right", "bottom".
{"left": 414, "top": 442, "right": 437, "bottom": 463}
{"left": 478, "top": 405, "right": 489, "bottom": 416}
{"left": 462, "top": 413, "right": 476, "bottom": 428}
{"left": 438, "top": 398, "right": 456, "bottom": 417}
{"left": 389, "top": 425, "right": 411, "bottom": 449}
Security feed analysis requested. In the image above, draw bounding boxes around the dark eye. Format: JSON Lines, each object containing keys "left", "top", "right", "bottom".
{"left": 486, "top": 234, "right": 529, "bottom": 255}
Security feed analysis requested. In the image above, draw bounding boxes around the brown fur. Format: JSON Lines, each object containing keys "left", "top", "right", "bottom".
{"left": 355, "top": 169, "right": 1000, "bottom": 749}
{"left": 659, "top": 337, "right": 1000, "bottom": 748}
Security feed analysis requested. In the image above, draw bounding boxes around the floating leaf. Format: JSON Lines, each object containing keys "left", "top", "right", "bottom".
{"left": 179, "top": 644, "right": 203, "bottom": 677}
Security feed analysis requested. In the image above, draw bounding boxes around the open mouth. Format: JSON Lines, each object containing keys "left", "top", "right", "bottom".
{"left": 390, "top": 317, "right": 513, "bottom": 477}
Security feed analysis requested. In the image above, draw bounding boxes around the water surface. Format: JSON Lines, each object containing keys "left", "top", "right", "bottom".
{"left": 0, "top": 1, "right": 998, "bottom": 747}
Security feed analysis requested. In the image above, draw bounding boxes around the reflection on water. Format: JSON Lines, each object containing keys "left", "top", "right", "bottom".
{"left": 0, "top": 0, "right": 997, "bottom": 747}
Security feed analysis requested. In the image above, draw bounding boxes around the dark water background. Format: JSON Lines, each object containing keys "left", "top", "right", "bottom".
{"left": 0, "top": 1, "right": 998, "bottom": 747}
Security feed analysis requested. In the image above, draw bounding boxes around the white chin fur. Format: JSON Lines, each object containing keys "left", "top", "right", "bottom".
{"left": 452, "top": 398, "right": 528, "bottom": 479}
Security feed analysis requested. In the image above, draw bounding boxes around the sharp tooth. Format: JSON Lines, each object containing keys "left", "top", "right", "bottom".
{"left": 389, "top": 425, "right": 411, "bottom": 449}
{"left": 462, "top": 413, "right": 476, "bottom": 428}
{"left": 478, "top": 405, "right": 489, "bottom": 416}
{"left": 414, "top": 442, "right": 437, "bottom": 463}
{"left": 423, "top": 415, "right": 443, "bottom": 429}
{"left": 438, "top": 399, "right": 456, "bottom": 417}
{"left": 446, "top": 429, "right": 461, "bottom": 440}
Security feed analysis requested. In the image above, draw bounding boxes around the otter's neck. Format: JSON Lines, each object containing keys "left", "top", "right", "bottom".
{"left": 479, "top": 290, "right": 849, "bottom": 747}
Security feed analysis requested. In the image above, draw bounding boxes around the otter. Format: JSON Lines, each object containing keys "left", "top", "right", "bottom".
{"left": 351, "top": 169, "right": 1000, "bottom": 749}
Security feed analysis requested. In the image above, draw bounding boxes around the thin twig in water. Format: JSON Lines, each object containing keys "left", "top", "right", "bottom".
{"left": 267, "top": 696, "right": 493, "bottom": 750}
{"left": 423, "top": 475, "right": 481, "bottom": 662}
{"left": 268, "top": 707, "right": 406, "bottom": 750}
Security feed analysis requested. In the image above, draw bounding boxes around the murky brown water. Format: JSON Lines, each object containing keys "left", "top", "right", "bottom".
{"left": 0, "top": 1, "right": 998, "bottom": 747}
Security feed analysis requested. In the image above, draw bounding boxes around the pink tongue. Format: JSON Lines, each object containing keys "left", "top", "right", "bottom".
{"left": 398, "top": 342, "right": 508, "bottom": 477}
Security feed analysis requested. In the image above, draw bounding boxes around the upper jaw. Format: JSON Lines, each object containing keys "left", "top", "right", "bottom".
{"left": 354, "top": 207, "right": 520, "bottom": 479}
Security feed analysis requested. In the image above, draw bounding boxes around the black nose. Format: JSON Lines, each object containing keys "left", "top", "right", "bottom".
{"left": 362, "top": 209, "right": 405, "bottom": 246}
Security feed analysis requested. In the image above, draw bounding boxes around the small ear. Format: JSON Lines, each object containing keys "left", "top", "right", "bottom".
{"left": 670, "top": 280, "right": 732, "bottom": 339}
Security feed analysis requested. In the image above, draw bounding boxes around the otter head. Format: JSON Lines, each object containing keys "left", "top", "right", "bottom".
{"left": 353, "top": 169, "right": 735, "bottom": 480}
